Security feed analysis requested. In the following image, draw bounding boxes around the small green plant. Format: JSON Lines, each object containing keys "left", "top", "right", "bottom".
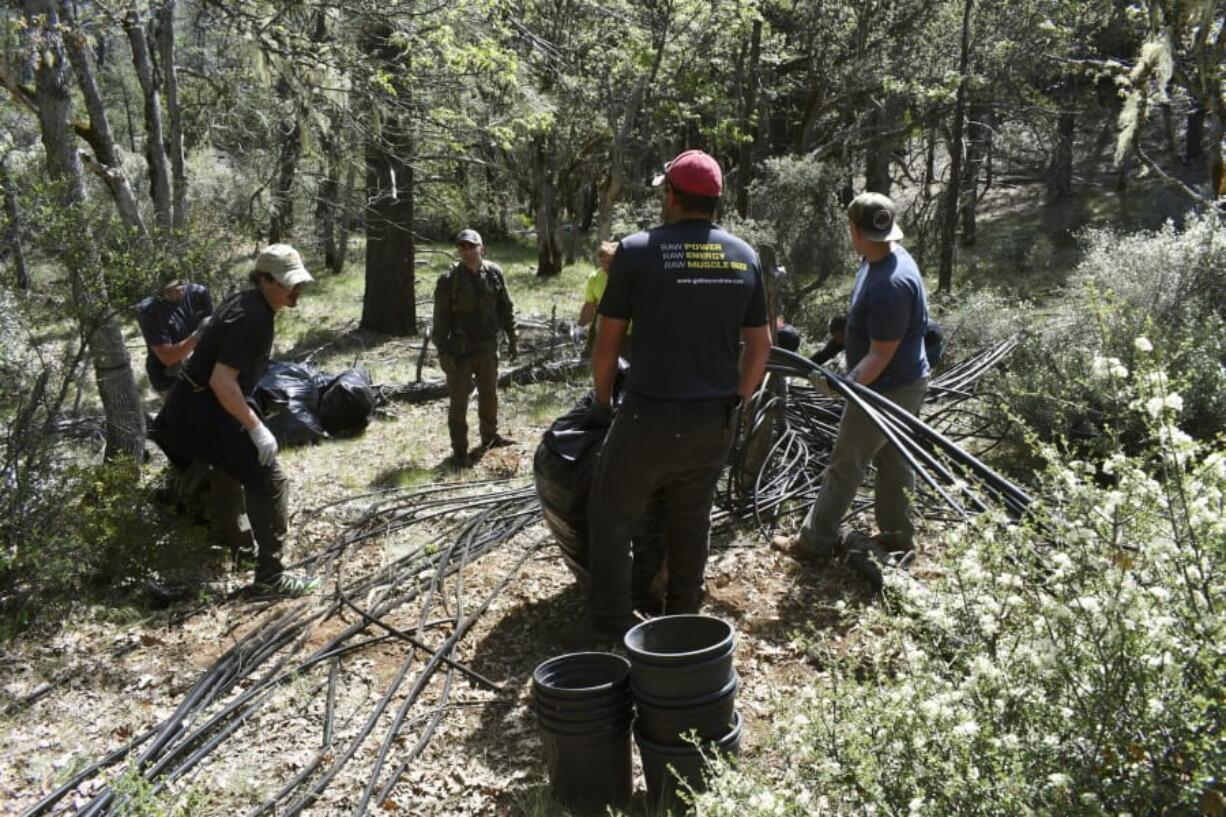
{"left": 110, "top": 766, "right": 212, "bottom": 817}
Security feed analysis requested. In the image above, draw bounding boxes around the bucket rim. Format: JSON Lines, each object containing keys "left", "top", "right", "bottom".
{"left": 533, "top": 651, "right": 631, "bottom": 697}
{"left": 623, "top": 615, "right": 736, "bottom": 664}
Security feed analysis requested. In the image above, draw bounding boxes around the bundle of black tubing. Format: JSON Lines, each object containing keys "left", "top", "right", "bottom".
{"left": 624, "top": 615, "right": 742, "bottom": 813}
{"left": 532, "top": 652, "right": 635, "bottom": 813}
{"left": 765, "top": 347, "right": 1033, "bottom": 521}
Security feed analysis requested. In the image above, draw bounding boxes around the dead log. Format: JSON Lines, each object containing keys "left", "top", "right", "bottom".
{"left": 382, "top": 357, "right": 587, "bottom": 404}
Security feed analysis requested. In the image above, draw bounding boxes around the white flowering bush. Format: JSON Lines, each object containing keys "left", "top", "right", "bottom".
{"left": 695, "top": 359, "right": 1225, "bottom": 816}
{"left": 990, "top": 214, "right": 1225, "bottom": 473}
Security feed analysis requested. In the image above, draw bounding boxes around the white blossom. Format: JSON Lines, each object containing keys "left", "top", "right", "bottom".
{"left": 1133, "top": 336, "right": 1153, "bottom": 353}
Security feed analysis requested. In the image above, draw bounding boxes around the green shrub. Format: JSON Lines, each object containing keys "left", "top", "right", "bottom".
{"left": 0, "top": 295, "right": 170, "bottom": 629}
{"left": 696, "top": 360, "right": 1225, "bottom": 816}
{"left": 989, "top": 213, "right": 1226, "bottom": 473}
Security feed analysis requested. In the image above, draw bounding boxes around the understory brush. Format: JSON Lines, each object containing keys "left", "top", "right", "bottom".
{"left": 696, "top": 356, "right": 1225, "bottom": 815}
{"left": 0, "top": 295, "right": 168, "bottom": 633}
{"left": 991, "top": 213, "right": 1225, "bottom": 475}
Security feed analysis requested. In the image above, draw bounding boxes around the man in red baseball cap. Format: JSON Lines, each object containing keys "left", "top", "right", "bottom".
{"left": 651, "top": 149, "right": 724, "bottom": 197}
{"left": 562, "top": 150, "right": 771, "bottom": 645}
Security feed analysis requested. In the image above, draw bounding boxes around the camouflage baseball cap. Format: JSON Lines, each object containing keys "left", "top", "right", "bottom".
{"left": 847, "top": 192, "right": 904, "bottom": 242}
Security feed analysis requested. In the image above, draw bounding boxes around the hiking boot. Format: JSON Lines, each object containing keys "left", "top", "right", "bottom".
{"left": 248, "top": 572, "right": 320, "bottom": 598}
{"left": 481, "top": 433, "right": 515, "bottom": 449}
{"left": 770, "top": 533, "right": 833, "bottom": 562}
{"left": 447, "top": 449, "right": 471, "bottom": 468}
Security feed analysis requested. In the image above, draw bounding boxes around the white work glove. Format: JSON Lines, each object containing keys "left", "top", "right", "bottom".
{"left": 808, "top": 371, "right": 841, "bottom": 400}
{"left": 248, "top": 422, "right": 278, "bottom": 466}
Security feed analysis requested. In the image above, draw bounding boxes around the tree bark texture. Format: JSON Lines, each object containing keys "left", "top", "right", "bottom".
{"left": 960, "top": 101, "right": 989, "bottom": 247}
{"left": 25, "top": 0, "right": 145, "bottom": 459}
{"left": 60, "top": 0, "right": 149, "bottom": 240}
{"left": 269, "top": 94, "right": 302, "bottom": 244}
{"left": 735, "top": 18, "right": 763, "bottom": 218}
{"left": 315, "top": 130, "right": 341, "bottom": 272}
{"left": 937, "top": 0, "right": 973, "bottom": 293}
{"left": 533, "top": 134, "right": 561, "bottom": 277}
{"left": 334, "top": 161, "right": 356, "bottom": 275}
{"left": 155, "top": 0, "right": 187, "bottom": 229}
{"left": 1047, "top": 81, "right": 1076, "bottom": 201}
{"left": 361, "top": 121, "right": 416, "bottom": 336}
{"left": 1, "top": 156, "right": 30, "bottom": 290}
{"left": 124, "top": 8, "right": 172, "bottom": 229}
{"left": 864, "top": 102, "right": 894, "bottom": 195}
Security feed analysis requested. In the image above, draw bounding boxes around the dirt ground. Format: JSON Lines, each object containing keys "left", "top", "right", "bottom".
{"left": 0, "top": 361, "right": 889, "bottom": 817}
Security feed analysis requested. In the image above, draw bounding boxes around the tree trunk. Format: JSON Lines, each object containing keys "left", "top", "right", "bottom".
{"left": 155, "top": 0, "right": 187, "bottom": 229}
{"left": 533, "top": 134, "right": 562, "bottom": 278}
{"left": 960, "top": 101, "right": 988, "bottom": 247}
{"left": 1185, "top": 99, "right": 1205, "bottom": 161}
{"left": 316, "top": 131, "right": 340, "bottom": 272}
{"left": 269, "top": 81, "right": 302, "bottom": 244}
{"left": 361, "top": 121, "right": 416, "bottom": 335}
{"left": 1047, "top": 82, "right": 1076, "bottom": 200}
{"left": 864, "top": 103, "right": 893, "bottom": 195}
{"left": 735, "top": 18, "right": 763, "bottom": 218}
{"left": 60, "top": 0, "right": 149, "bottom": 240}
{"left": 937, "top": 0, "right": 973, "bottom": 294}
{"left": 595, "top": 24, "right": 668, "bottom": 242}
{"left": 25, "top": 0, "right": 145, "bottom": 460}
{"left": 334, "top": 161, "right": 355, "bottom": 275}
{"left": 1, "top": 156, "right": 30, "bottom": 290}
{"left": 123, "top": 8, "right": 172, "bottom": 229}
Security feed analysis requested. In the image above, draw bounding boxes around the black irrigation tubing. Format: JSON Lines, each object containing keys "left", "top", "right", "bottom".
{"left": 281, "top": 520, "right": 539, "bottom": 817}
{"left": 25, "top": 482, "right": 542, "bottom": 817}
{"left": 770, "top": 346, "right": 1032, "bottom": 517}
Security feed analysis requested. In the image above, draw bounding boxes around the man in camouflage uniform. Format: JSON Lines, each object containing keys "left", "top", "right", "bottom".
{"left": 431, "top": 229, "right": 518, "bottom": 465}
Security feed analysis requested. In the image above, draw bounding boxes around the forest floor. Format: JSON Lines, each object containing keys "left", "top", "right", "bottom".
{"left": 0, "top": 356, "right": 895, "bottom": 816}
{"left": 0, "top": 173, "right": 1198, "bottom": 816}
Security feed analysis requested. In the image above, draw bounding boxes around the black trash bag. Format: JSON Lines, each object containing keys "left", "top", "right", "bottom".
{"left": 534, "top": 392, "right": 607, "bottom": 579}
{"left": 533, "top": 385, "right": 667, "bottom": 612}
{"left": 318, "top": 368, "right": 377, "bottom": 436}
{"left": 251, "top": 361, "right": 325, "bottom": 447}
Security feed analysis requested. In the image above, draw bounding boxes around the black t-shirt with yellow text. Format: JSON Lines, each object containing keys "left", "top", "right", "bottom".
{"left": 599, "top": 219, "right": 767, "bottom": 400}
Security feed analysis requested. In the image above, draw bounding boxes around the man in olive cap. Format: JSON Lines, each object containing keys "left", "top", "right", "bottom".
{"left": 780, "top": 192, "right": 931, "bottom": 560}
{"left": 154, "top": 244, "right": 317, "bottom": 595}
{"left": 431, "top": 228, "right": 518, "bottom": 465}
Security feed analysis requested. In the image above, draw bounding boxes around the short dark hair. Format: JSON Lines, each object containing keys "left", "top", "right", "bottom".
{"left": 829, "top": 314, "right": 847, "bottom": 334}
{"left": 249, "top": 270, "right": 274, "bottom": 287}
{"left": 667, "top": 182, "right": 719, "bottom": 216}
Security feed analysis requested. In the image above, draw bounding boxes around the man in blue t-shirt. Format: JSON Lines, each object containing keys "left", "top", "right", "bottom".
{"left": 137, "top": 279, "right": 214, "bottom": 394}
{"left": 568, "top": 150, "right": 772, "bottom": 644}
{"left": 788, "top": 192, "right": 931, "bottom": 559}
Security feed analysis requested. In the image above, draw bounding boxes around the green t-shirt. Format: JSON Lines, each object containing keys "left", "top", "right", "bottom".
{"left": 583, "top": 269, "right": 631, "bottom": 335}
{"left": 584, "top": 269, "right": 607, "bottom": 305}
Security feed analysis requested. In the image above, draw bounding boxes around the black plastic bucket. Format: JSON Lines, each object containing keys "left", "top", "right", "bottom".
{"left": 624, "top": 616, "right": 736, "bottom": 700}
{"left": 533, "top": 652, "right": 634, "bottom": 813}
{"left": 636, "top": 710, "right": 743, "bottom": 813}
{"left": 633, "top": 672, "right": 738, "bottom": 745}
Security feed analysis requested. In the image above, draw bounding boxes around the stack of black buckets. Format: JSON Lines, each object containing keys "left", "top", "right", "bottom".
{"left": 533, "top": 615, "right": 742, "bottom": 815}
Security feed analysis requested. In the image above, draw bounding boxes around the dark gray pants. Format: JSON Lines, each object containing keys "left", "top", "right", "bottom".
{"left": 586, "top": 396, "right": 738, "bottom": 627}
{"left": 212, "top": 461, "right": 289, "bottom": 582}
{"left": 799, "top": 379, "right": 928, "bottom": 555}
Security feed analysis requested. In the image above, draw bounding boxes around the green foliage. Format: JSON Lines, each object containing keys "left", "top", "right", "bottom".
{"left": 111, "top": 766, "right": 212, "bottom": 817}
{"left": 0, "top": 294, "right": 168, "bottom": 630}
{"left": 739, "top": 155, "right": 850, "bottom": 322}
{"left": 696, "top": 360, "right": 1226, "bottom": 815}
{"left": 990, "top": 213, "right": 1226, "bottom": 471}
